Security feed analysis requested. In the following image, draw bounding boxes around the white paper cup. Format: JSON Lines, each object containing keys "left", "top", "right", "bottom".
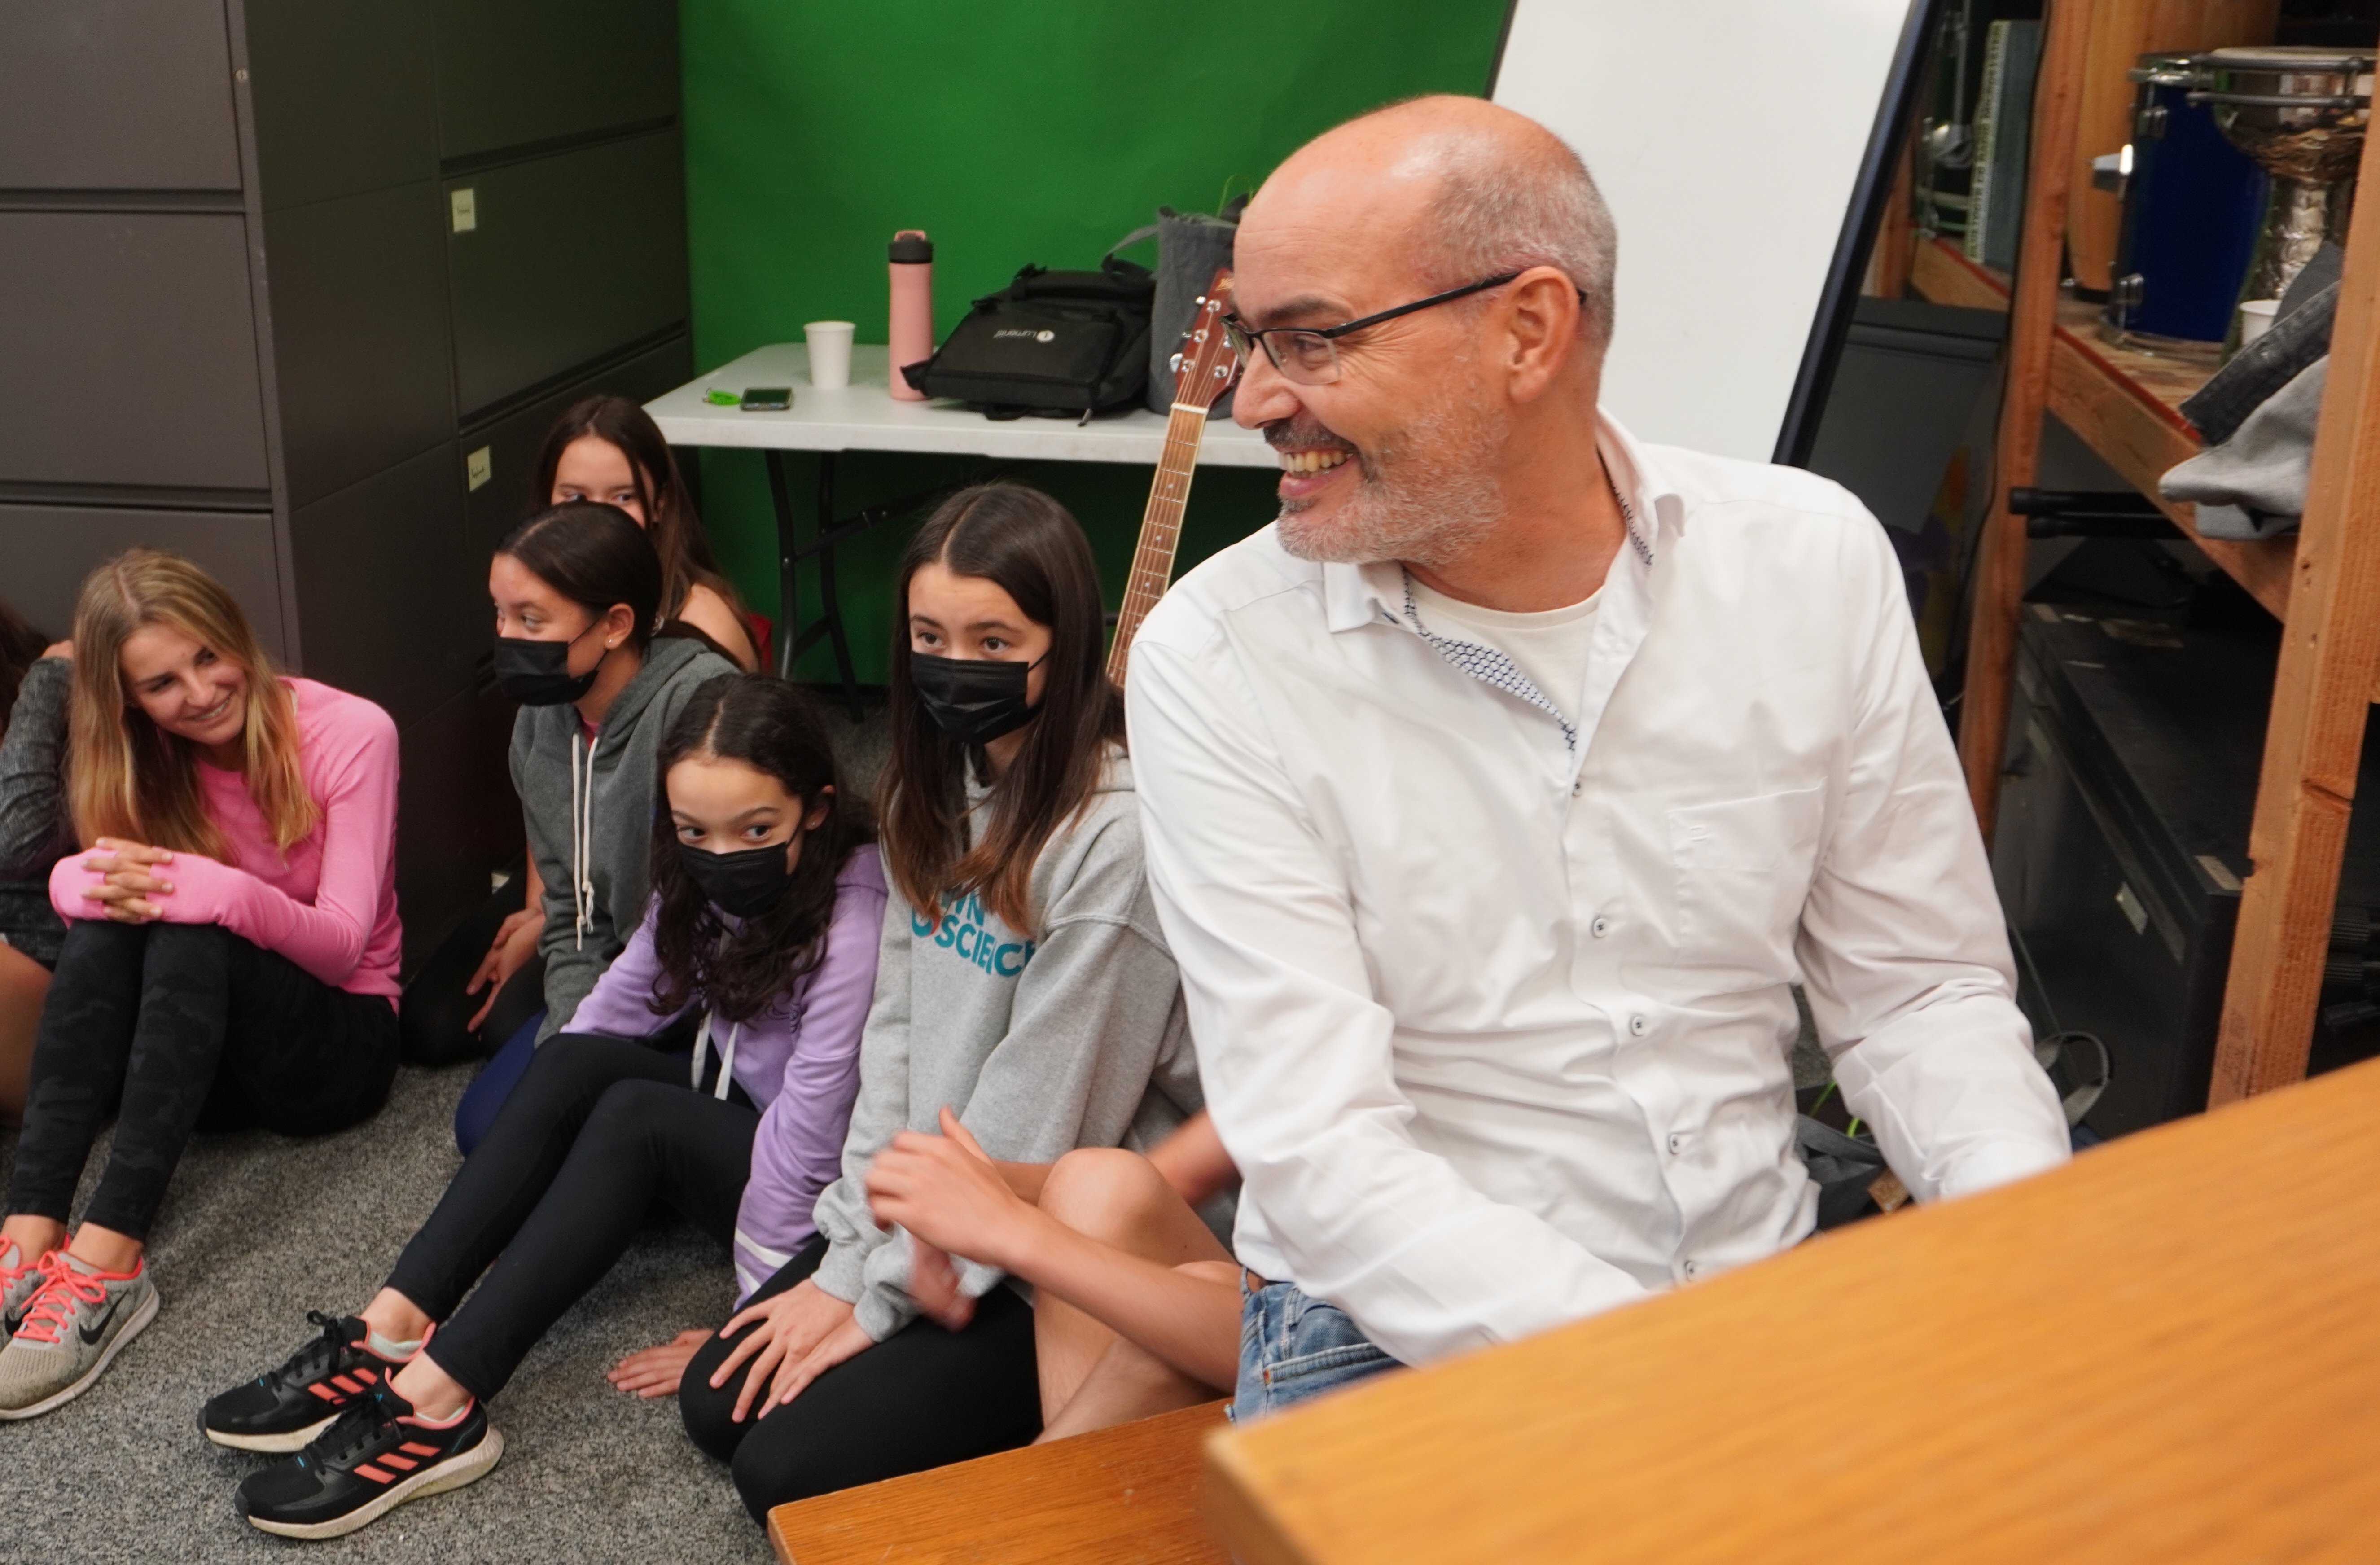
{"left": 2238, "top": 298, "right": 2279, "bottom": 346}
{"left": 805, "top": 321, "right": 856, "bottom": 389}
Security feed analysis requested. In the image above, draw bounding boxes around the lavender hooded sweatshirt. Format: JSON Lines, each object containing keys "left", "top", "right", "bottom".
{"left": 566, "top": 846, "right": 888, "bottom": 1301}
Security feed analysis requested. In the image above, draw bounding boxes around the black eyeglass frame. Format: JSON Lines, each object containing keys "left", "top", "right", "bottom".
{"left": 1222, "top": 270, "right": 1588, "bottom": 381}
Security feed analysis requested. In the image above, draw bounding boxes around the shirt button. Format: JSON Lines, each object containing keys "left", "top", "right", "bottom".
{"left": 1682, "top": 1259, "right": 1703, "bottom": 1280}
{"left": 1591, "top": 916, "right": 1611, "bottom": 938}
{"left": 1629, "top": 1013, "right": 1648, "bottom": 1037}
{"left": 1666, "top": 1132, "right": 1687, "bottom": 1154}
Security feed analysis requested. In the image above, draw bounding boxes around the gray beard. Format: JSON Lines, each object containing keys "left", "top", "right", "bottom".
{"left": 1274, "top": 390, "right": 1505, "bottom": 569}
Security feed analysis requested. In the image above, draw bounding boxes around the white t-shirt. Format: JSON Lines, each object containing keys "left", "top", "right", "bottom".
{"left": 1407, "top": 574, "right": 1601, "bottom": 724}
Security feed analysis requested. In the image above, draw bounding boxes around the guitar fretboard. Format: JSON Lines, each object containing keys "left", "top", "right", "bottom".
{"left": 1106, "top": 402, "right": 1212, "bottom": 684}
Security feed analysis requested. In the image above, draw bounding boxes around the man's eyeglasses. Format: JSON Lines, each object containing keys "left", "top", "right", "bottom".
{"left": 1223, "top": 271, "right": 1575, "bottom": 386}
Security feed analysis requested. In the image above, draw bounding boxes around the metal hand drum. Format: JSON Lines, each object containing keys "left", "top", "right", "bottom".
{"left": 2103, "top": 53, "right": 2270, "bottom": 359}
{"left": 2192, "top": 46, "right": 2373, "bottom": 308}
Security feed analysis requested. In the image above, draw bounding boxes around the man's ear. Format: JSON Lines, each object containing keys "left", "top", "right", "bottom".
{"left": 1502, "top": 267, "right": 1583, "bottom": 404}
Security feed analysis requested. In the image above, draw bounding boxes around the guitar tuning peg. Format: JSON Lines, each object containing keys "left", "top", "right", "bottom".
{"left": 1169, "top": 352, "right": 1184, "bottom": 375}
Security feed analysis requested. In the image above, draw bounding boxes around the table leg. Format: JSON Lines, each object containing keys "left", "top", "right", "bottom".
{"left": 814, "top": 455, "right": 865, "bottom": 722}
{"left": 766, "top": 449, "right": 798, "bottom": 680}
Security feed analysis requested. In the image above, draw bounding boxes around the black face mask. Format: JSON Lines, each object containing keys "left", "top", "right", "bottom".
{"left": 910, "top": 652, "right": 1042, "bottom": 745}
{"left": 677, "top": 837, "right": 798, "bottom": 919}
{"left": 493, "top": 624, "right": 600, "bottom": 706}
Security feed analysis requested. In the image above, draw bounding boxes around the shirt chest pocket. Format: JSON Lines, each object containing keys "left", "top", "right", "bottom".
{"left": 1664, "top": 786, "right": 1826, "bottom": 976}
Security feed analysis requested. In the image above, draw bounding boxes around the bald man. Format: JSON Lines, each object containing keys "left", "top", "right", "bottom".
{"left": 1124, "top": 96, "right": 2070, "bottom": 1416}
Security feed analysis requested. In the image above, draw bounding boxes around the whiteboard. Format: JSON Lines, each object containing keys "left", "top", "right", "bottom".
{"left": 1493, "top": 0, "right": 1920, "bottom": 462}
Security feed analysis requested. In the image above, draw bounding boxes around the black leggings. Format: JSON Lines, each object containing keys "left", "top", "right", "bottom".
{"left": 679, "top": 1240, "right": 1043, "bottom": 1521}
{"left": 5, "top": 919, "right": 397, "bottom": 1242}
{"left": 385, "top": 1032, "right": 757, "bottom": 1400}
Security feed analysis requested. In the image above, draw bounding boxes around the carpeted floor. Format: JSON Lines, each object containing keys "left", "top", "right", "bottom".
{"left": 0, "top": 700, "right": 894, "bottom": 1563}
{"left": 0, "top": 1063, "right": 770, "bottom": 1562}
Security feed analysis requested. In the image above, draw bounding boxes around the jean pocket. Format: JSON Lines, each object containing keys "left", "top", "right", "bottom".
{"left": 1264, "top": 1339, "right": 1393, "bottom": 1388}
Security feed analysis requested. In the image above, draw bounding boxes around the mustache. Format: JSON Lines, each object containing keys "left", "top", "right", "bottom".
{"left": 1262, "top": 416, "right": 1359, "bottom": 455}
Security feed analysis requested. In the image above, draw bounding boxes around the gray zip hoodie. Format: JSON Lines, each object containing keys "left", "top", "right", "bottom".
{"left": 811, "top": 750, "right": 1206, "bottom": 1342}
{"left": 510, "top": 634, "right": 737, "bottom": 1043}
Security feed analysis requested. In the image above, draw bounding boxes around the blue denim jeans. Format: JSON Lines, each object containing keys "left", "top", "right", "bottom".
{"left": 1232, "top": 1274, "right": 1398, "bottom": 1420}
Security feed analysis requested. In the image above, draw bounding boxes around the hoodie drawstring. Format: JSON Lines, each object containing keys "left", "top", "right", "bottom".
{"left": 692, "top": 1009, "right": 740, "bottom": 1101}
{"left": 570, "top": 729, "right": 599, "bottom": 950}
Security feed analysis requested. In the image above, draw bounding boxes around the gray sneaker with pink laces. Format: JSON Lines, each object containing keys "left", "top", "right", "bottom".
{"left": 0, "top": 1251, "right": 158, "bottom": 1419}
{"left": 0, "top": 1241, "right": 47, "bottom": 1338}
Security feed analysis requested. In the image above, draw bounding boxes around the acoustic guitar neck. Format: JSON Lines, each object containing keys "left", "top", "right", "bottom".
{"left": 1106, "top": 268, "right": 1240, "bottom": 686}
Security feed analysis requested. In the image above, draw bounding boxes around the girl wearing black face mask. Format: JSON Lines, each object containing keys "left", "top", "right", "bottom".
{"left": 662, "top": 484, "right": 1218, "bottom": 1523}
{"left": 427, "top": 504, "right": 740, "bottom": 1152}
{"left": 211, "top": 675, "right": 886, "bottom": 1538}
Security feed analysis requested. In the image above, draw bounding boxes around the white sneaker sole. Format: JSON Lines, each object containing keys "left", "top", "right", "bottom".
{"left": 244, "top": 1426, "right": 505, "bottom": 1540}
{"left": 204, "top": 1412, "right": 337, "bottom": 1454}
{"left": 0, "top": 1286, "right": 160, "bottom": 1421}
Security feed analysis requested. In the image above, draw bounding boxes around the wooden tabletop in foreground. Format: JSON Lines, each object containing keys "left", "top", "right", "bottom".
{"left": 1205, "top": 1057, "right": 2380, "bottom": 1565}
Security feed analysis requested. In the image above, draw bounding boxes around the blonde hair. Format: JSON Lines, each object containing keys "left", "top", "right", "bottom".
{"left": 67, "top": 549, "right": 317, "bottom": 864}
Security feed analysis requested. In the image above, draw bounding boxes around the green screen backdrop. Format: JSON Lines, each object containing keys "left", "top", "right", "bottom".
{"left": 679, "top": 0, "right": 1508, "bottom": 683}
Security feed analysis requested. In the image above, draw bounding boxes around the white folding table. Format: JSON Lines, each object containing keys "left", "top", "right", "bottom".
{"left": 647, "top": 343, "right": 1273, "bottom": 709}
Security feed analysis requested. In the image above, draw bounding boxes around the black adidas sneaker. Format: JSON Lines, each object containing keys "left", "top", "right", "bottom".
{"left": 201, "top": 1311, "right": 408, "bottom": 1453}
{"left": 235, "top": 1379, "right": 503, "bottom": 1540}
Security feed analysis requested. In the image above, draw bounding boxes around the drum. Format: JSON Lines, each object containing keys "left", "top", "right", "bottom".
{"left": 2103, "top": 53, "right": 2269, "bottom": 359}
{"left": 2192, "top": 45, "right": 2373, "bottom": 306}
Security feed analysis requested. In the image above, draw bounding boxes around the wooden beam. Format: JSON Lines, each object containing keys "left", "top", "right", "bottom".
{"left": 2209, "top": 117, "right": 2380, "bottom": 1105}
{"left": 1957, "top": 0, "right": 2095, "bottom": 839}
{"left": 1867, "top": 139, "right": 1916, "bottom": 299}
{"left": 769, "top": 1402, "right": 1231, "bottom": 1565}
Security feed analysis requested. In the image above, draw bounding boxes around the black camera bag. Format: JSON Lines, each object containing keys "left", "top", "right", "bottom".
{"left": 900, "top": 258, "right": 1154, "bottom": 418}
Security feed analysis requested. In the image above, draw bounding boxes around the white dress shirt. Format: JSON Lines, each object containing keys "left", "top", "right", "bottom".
{"left": 1125, "top": 416, "right": 2069, "bottom": 1369}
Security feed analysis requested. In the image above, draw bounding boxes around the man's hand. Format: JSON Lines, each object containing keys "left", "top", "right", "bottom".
{"left": 867, "top": 1108, "right": 1040, "bottom": 1276}
{"left": 608, "top": 1328, "right": 710, "bottom": 1399}
{"left": 465, "top": 907, "right": 542, "bottom": 1030}
{"left": 79, "top": 839, "right": 176, "bottom": 924}
{"left": 707, "top": 1279, "right": 862, "bottom": 1423}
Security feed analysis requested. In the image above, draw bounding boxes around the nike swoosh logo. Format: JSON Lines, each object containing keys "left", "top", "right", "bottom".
{"left": 79, "top": 1296, "right": 121, "bottom": 1346}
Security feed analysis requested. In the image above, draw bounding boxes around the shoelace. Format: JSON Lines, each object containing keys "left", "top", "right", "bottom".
{"left": 15, "top": 1254, "right": 109, "bottom": 1346}
{"left": 268, "top": 1310, "right": 353, "bottom": 1388}
{"left": 311, "top": 1385, "right": 401, "bottom": 1467}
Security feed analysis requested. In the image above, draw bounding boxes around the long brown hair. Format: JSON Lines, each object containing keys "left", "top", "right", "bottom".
{"left": 530, "top": 395, "right": 745, "bottom": 630}
{"left": 66, "top": 549, "right": 316, "bottom": 862}
{"left": 879, "top": 485, "right": 1124, "bottom": 934}
{"left": 646, "top": 674, "right": 875, "bottom": 1022}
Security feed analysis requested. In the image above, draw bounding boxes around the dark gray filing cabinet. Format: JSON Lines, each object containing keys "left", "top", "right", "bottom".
{"left": 0, "top": 0, "right": 691, "bottom": 969}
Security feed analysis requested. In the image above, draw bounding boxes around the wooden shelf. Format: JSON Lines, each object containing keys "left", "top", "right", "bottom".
{"left": 1911, "top": 236, "right": 2296, "bottom": 618}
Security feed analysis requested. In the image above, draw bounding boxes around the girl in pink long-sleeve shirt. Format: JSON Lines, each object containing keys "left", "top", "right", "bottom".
{"left": 0, "top": 550, "right": 400, "bottom": 1420}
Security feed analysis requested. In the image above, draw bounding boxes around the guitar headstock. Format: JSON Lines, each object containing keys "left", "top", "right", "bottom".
{"left": 1166, "top": 266, "right": 1241, "bottom": 413}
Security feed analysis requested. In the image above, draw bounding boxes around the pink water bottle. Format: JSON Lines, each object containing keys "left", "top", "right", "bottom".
{"left": 888, "top": 230, "right": 934, "bottom": 401}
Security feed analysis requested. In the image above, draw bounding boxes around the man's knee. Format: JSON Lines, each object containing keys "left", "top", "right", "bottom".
{"left": 1038, "top": 1147, "right": 1172, "bottom": 1241}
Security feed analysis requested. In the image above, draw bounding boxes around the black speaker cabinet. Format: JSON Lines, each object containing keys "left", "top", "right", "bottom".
{"left": 1993, "top": 604, "right": 2380, "bottom": 1135}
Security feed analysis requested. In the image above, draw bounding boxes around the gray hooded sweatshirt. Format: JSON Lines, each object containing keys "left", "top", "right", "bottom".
{"left": 811, "top": 750, "right": 1207, "bottom": 1342}
{"left": 510, "top": 634, "right": 737, "bottom": 1043}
